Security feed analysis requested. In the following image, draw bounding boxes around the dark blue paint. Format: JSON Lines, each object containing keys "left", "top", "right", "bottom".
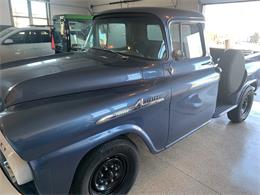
{"left": 168, "top": 56, "right": 220, "bottom": 143}
{"left": 0, "top": 7, "right": 259, "bottom": 195}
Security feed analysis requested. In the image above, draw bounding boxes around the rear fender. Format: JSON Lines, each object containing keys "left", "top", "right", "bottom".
{"left": 231, "top": 80, "right": 257, "bottom": 105}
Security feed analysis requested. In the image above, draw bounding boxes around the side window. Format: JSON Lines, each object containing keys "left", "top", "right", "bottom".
{"left": 169, "top": 22, "right": 204, "bottom": 59}
{"left": 40, "top": 30, "right": 51, "bottom": 43}
{"left": 181, "top": 24, "right": 203, "bottom": 59}
{"left": 25, "top": 30, "right": 50, "bottom": 43}
{"left": 147, "top": 25, "right": 163, "bottom": 41}
{"left": 8, "top": 31, "right": 26, "bottom": 44}
{"left": 169, "top": 23, "right": 181, "bottom": 54}
{"left": 27, "top": 30, "right": 40, "bottom": 43}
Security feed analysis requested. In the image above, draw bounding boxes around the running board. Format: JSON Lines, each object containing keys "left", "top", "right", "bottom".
{"left": 213, "top": 104, "right": 237, "bottom": 118}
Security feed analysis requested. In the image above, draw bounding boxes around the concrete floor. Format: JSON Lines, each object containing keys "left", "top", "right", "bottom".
{"left": 130, "top": 90, "right": 260, "bottom": 194}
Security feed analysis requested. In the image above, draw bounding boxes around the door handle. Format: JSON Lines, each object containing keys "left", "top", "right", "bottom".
{"left": 167, "top": 66, "right": 174, "bottom": 75}
{"left": 202, "top": 61, "right": 214, "bottom": 66}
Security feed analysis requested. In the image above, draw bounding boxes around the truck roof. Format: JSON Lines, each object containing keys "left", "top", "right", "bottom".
{"left": 95, "top": 7, "right": 204, "bottom": 22}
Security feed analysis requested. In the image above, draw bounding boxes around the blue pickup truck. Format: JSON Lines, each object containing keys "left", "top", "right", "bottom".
{"left": 0, "top": 7, "right": 260, "bottom": 195}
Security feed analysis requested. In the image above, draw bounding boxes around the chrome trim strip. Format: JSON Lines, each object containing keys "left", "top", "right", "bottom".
{"left": 96, "top": 97, "right": 165, "bottom": 125}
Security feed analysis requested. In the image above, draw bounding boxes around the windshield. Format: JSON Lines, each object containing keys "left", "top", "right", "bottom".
{"left": 0, "top": 28, "right": 15, "bottom": 38}
{"left": 84, "top": 15, "right": 167, "bottom": 60}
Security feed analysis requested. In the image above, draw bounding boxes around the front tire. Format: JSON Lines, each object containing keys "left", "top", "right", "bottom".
{"left": 71, "top": 138, "right": 139, "bottom": 195}
{"left": 228, "top": 87, "right": 254, "bottom": 123}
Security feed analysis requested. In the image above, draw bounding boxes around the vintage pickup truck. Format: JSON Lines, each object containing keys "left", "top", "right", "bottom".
{"left": 0, "top": 7, "right": 260, "bottom": 195}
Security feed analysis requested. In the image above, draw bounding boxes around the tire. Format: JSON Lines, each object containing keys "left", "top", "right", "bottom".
{"left": 227, "top": 87, "right": 254, "bottom": 123}
{"left": 71, "top": 138, "right": 139, "bottom": 195}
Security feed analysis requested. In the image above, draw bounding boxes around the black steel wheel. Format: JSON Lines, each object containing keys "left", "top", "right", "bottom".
{"left": 90, "top": 155, "right": 127, "bottom": 194}
{"left": 228, "top": 87, "right": 254, "bottom": 123}
{"left": 71, "top": 138, "right": 139, "bottom": 195}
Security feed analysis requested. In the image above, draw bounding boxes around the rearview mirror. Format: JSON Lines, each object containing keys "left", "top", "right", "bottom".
{"left": 3, "top": 39, "right": 14, "bottom": 45}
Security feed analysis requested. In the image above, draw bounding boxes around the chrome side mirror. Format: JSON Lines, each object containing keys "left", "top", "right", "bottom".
{"left": 172, "top": 49, "right": 185, "bottom": 61}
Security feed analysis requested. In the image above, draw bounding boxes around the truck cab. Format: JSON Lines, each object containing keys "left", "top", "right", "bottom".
{"left": 0, "top": 7, "right": 259, "bottom": 195}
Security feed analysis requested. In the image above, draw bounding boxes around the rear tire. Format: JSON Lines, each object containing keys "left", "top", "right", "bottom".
{"left": 227, "top": 87, "right": 254, "bottom": 123}
{"left": 71, "top": 138, "right": 139, "bottom": 195}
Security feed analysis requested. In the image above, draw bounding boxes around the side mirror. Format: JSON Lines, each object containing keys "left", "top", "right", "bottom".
{"left": 3, "top": 39, "right": 14, "bottom": 45}
{"left": 173, "top": 49, "right": 185, "bottom": 61}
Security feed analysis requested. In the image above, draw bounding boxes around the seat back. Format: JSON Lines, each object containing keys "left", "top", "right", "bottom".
{"left": 218, "top": 49, "right": 246, "bottom": 101}
{"left": 210, "top": 48, "right": 226, "bottom": 63}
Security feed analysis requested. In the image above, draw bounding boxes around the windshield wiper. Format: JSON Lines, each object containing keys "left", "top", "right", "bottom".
{"left": 88, "top": 48, "right": 129, "bottom": 60}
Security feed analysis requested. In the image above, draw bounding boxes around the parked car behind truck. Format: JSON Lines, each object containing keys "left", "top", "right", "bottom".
{"left": 0, "top": 25, "right": 12, "bottom": 32}
{"left": 0, "top": 26, "right": 54, "bottom": 64}
{"left": 0, "top": 7, "right": 260, "bottom": 195}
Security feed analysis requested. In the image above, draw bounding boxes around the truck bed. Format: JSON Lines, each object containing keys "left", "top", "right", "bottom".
{"left": 210, "top": 47, "right": 260, "bottom": 87}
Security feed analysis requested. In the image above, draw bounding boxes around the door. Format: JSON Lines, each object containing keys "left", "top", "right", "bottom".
{"left": 35, "top": 30, "right": 54, "bottom": 57}
{"left": 0, "top": 30, "right": 53, "bottom": 63}
{"left": 25, "top": 30, "right": 53, "bottom": 58}
{"left": 24, "top": 30, "right": 42, "bottom": 58}
{"left": 0, "top": 31, "right": 30, "bottom": 63}
{"left": 1, "top": 30, "right": 42, "bottom": 63}
{"left": 167, "top": 21, "right": 220, "bottom": 145}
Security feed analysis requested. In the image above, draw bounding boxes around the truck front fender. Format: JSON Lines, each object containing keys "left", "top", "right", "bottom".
{"left": 29, "top": 124, "right": 159, "bottom": 195}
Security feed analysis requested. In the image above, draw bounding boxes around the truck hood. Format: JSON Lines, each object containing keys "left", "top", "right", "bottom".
{"left": 0, "top": 50, "right": 144, "bottom": 109}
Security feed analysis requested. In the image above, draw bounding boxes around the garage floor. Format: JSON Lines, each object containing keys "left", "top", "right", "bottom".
{"left": 130, "top": 90, "right": 260, "bottom": 194}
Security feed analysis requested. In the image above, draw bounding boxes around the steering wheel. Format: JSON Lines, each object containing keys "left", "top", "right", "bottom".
{"left": 130, "top": 42, "right": 144, "bottom": 57}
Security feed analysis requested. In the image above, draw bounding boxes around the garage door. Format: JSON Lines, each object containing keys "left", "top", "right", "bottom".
{"left": 203, "top": 1, "right": 260, "bottom": 52}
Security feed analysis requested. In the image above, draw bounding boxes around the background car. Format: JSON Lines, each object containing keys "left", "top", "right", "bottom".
{"left": 0, "top": 27, "right": 54, "bottom": 64}
{"left": 0, "top": 25, "right": 12, "bottom": 32}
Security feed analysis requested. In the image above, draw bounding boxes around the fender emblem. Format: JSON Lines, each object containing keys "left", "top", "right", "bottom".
{"left": 96, "top": 96, "right": 166, "bottom": 125}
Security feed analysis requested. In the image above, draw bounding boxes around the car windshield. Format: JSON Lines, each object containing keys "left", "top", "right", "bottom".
{"left": 0, "top": 28, "right": 15, "bottom": 38}
{"left": 84, "top": 15, "right": 167, "bottom": 60}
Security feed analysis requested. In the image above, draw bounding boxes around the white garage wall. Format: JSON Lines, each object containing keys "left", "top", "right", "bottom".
{"left": 50, "top": 0, "right": 90, "bottom": 17}
{"left": 0, "top": 0, "right": 12, "bottom": 25}
{"left": 88, "top": 0, "right": 199, "bottom": 14}
{"left": 0, "top": 0, "right": 91, "bottom": 26}
{"left": 0, "top": 0, "right": 199, "bottom": 26}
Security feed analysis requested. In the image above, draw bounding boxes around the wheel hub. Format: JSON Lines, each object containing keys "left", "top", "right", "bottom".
{"left": 241, "top": 96, "right": 249, "bottom": 115}
{"left": 91, "top": 156, "right": 126, "bottom": 194}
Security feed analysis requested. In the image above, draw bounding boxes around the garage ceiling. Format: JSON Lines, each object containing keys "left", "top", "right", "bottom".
{"left": 200, "top": 0, "right": 260, "bottom": 4}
